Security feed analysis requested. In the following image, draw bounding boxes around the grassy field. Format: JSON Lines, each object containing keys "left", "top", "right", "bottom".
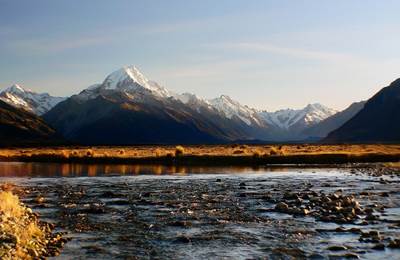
{"left": 0, "top": 144, "right": 400, "bottom": 165}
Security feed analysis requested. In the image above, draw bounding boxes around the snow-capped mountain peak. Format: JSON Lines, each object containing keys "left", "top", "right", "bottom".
{"left": 208, "top": 95, "right": 263, "bottom": 126}
{"left": 0, "top": 84, "right": 66, "bottom": 115}
{"left": 100, "top": 65, "right": 171, "bottom": 97}
{"left": 258, "top": 103, "right": 337, "bottom": 130}
{"left": 1, "top": 84, "right": 29, "bottom": 94}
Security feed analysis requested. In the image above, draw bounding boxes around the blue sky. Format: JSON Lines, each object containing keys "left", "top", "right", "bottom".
{"left": 1, "top": 0, "right": 400, "bottom": 110}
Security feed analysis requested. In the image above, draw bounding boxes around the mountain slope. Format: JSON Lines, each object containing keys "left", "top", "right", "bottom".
{"left": 0, "top": 100, "right": 60, "bottom": 146}
{"left": 303, "top": 101, "right": 366, "bottom": 139}
{"left": 44, "top": 66, "right": 275, "bottom": 144}
{"left": 45, "top": 95, "right": 224, "bottom": 144}
{"left": 324, "top": 79, "right": 400, "bottom": 143}
{"left": 0, "top": 84, "right": 65, "bottom": 115}
{"left": 43, "top": 65, "right": 337, "bottom": 144}
{"left": 258, "top": 103, "right": 337, "bottom": 140}
{"left": 208, "top": 95, "right": 264, "bottom": 126}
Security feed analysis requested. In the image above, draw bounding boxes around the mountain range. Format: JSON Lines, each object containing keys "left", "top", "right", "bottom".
{"left": 0, "top": 99, "right": 60, "bottom": 146}
{"left": 0, "top": 84, "right": 65, "bottom": 115}
{"left": 324, "top": 79, "right": 400, "bottom": 143}
{"left": 0, "top": 65, "right": 397, "bottom": 145}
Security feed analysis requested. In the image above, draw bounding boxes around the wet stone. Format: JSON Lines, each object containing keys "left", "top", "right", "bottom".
{"left": 327, "top": 245, "right": 348, "bottom": 251}
{"left": 6, "top": 164, "right": 400, "bottom": 259}
{"left": 372, "top": 243, "right": 385, "bottom": 250}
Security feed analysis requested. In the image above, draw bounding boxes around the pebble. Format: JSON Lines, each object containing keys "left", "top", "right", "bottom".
{"left": 372, "top": 243, "right": 385, "bottom": 250}
{"left": 327, "top": 245, "right": 348, "bottom": 251}
{"left": 275, "top": 202, "right": 289, "bottom": 212}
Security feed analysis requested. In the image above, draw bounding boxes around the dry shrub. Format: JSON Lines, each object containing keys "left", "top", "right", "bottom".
{"left": 253, "top": 150, "right": 262, "bottom": 158}
{"left": 175, "top": 145, "right": 185, "bottom": 156}
{"left": 69, "top": 150, "right": 78, "bottom": 157}
{"left": 86, "top": 149, "right": 94, "bottom": 157}
{"left": 270, "top": 147, "right": 279, "bottom": 156}
{"left": 60, "top": 150, "right": 69, "bottom": 159}
{"left": 154, "top": 148, "right": 162, "bottom": 157}
{"left": 166, "top": 152, "right": 174, "bottom": 158}
{"left": 233, "top": 149, "right": 244, "bottom": 154}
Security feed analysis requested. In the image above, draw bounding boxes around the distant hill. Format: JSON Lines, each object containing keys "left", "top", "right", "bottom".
{"left": 324, "top": 79, "right": 400, "bottom": 143}
{"left": 303, "top": 101, "right": 365, "bottom": 139}
{"left": 0, "top": 100, "right": 61, "bottom": 146}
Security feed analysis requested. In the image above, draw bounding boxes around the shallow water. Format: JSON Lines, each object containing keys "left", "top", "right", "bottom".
{"left": 1, "top": 162, "right": 400, "bottom": 259}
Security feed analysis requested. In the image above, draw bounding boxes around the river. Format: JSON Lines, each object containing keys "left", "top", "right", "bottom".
{"left": 0, "top": 162, "right": 399, "bottom": 259}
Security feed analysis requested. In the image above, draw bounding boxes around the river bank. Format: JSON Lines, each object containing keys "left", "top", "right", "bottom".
{"left": 0, "top": 144, "right": 400, "bottom": 165}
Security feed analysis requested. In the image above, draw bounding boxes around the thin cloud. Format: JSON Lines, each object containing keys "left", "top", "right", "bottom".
{"left": 157, "top": 59, "right": 262, "bottom": 79}
{"left": 9, "top": 34, "right": 113, "bottom": 54}
{"left": 215, "top": 42, "right": 363, "bottom": 64}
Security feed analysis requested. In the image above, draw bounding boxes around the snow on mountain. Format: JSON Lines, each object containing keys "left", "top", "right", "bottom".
{"left": 175, "top": 92, "right": 201, "bottom": 104}
{"left": 173, "top": 92, "right": 214, "bottom": 112}
{"left": 0, "top": 84, "right": 66, "bottom": 115}
{"left": 77, "top": 66, "right": 265, "bottom": 127}
{"left": 80, "top": 66, "right": 171, "bottom": 101}
{"left": 208, "top": 95, "right": 263, "bottom": 126}
{"left": 73, "top": 65, "right": 336, "bottom": 132}
{"left": 259, "top": 103, "right": 337, "bottom": 130}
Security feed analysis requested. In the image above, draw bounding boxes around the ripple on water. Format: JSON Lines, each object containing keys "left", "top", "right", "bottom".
{"left": 1, "top": 164, "right": 400, "bottom": 259}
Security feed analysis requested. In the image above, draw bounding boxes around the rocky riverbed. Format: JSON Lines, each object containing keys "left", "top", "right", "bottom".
{"left": 2, "top": 164, "right": 400, "bottom": 259}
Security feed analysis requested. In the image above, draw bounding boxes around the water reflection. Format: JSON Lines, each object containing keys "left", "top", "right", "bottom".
{"left": 0, "top": 162, "right": 299, "bottom": 177}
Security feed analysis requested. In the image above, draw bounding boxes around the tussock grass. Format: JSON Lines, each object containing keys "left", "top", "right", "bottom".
{"left": 0, "top": 191, "right": 26, "bottom": 218}
{"left": 233, "top": 149, "right": 245, "bottom": 154}
{"left": 154, "top": 148, "right": 162, "bottom": 157}
{"left": 0, "top": 186, "right": 67, "bottom": 259}
{"left": 86, "top": 149, "right": 94, "bottom": 157}
{"left": 252, "top": 150, "right": 262, "bottom": 158}
{"left": 0, "top": 191, "right": 46, "bottom": 259}
{"left": 0, "top": 144, "right": 400, "bottom": 165}
{"left": 175, "top": 146, "right": 185, "bottom": 156}
{"left": 269, "top": 147, "right": 280, "bottom": 156}
{"left": 384, "top": 162, "right": 400, "bottom": 168}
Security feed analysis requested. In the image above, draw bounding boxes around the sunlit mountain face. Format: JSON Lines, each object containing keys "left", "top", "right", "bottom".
{"left": 38, "top": 65, "right": 337, "bottom": 144}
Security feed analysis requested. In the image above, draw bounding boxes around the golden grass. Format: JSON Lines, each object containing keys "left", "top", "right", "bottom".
{"left": 175, "top": 145, "right": 185, "bottom": 156}
{"left": 0, "top": 191, "right": 46, "bottom": 259}
{"left": 384, "top": 162, "right": 400, "bottom": 168}
{"left": 0, "top": 191, "right": 25, "bottom": 218}
{"left": 0, "top": 144, "right": 399, "bottom": 165}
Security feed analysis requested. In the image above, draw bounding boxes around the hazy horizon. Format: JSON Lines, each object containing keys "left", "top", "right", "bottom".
{"left": 1, "top": 1, "right": 400, "bottom": 111}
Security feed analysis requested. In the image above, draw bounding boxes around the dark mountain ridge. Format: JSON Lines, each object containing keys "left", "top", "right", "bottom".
{"left": 324, "top": 79, "right": 400, "bottom": 143}
{"left": 0, "top": 100, "right": 61, "bottom": 146}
